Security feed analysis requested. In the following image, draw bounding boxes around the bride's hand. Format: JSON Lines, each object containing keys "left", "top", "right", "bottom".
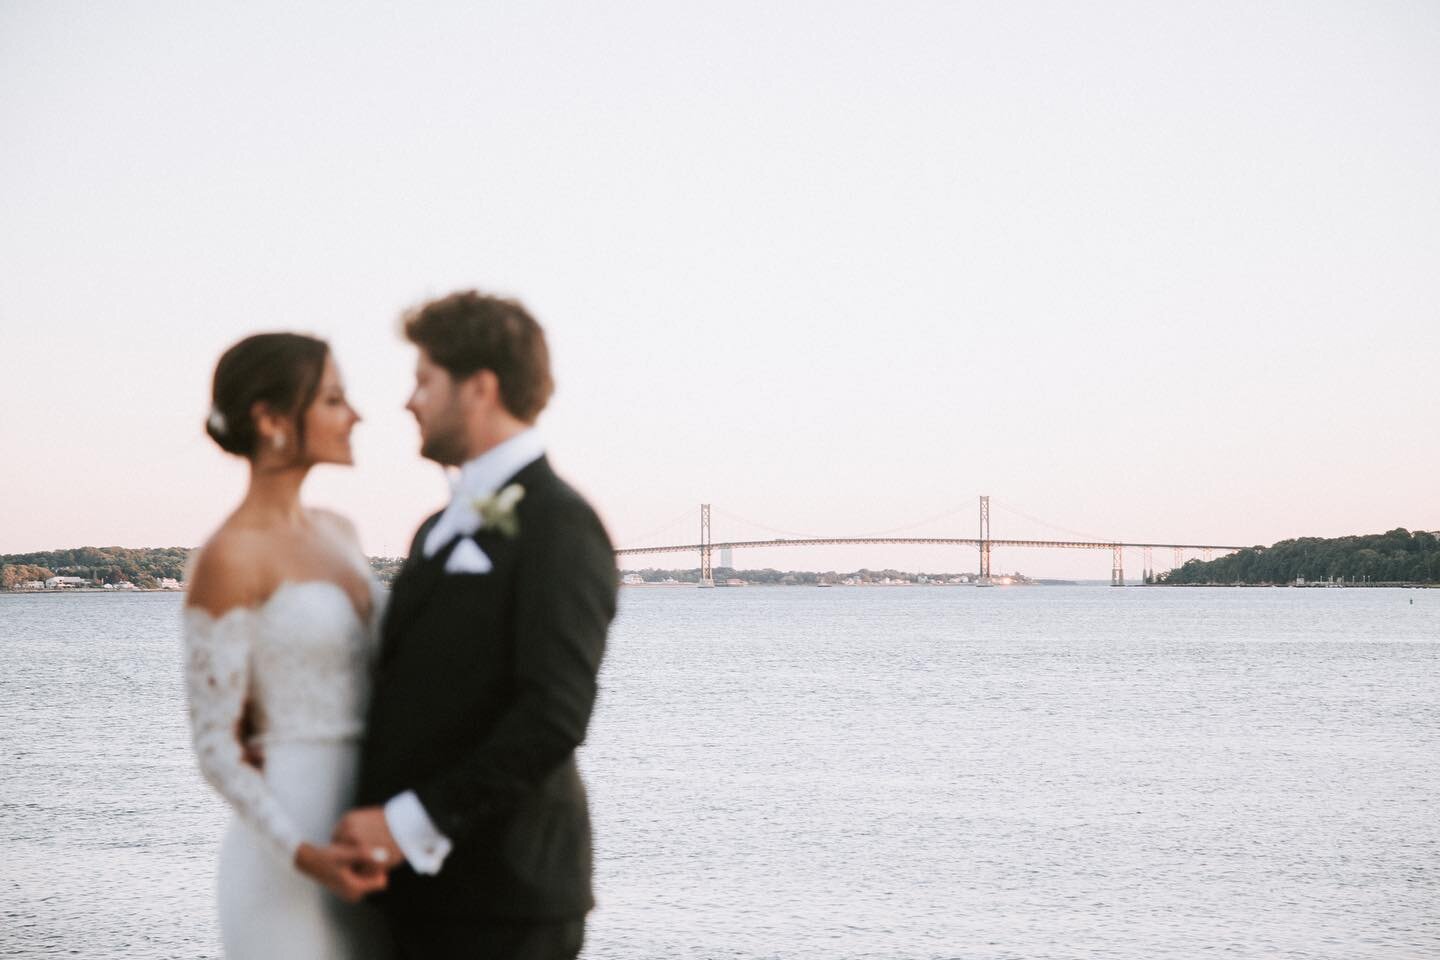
{"left": 294, "top": 841, "right": 388, "bottom": 902}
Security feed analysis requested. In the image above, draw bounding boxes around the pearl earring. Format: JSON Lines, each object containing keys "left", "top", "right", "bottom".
{"left": 273, "top": 433, "right": 286, "bottom": 450}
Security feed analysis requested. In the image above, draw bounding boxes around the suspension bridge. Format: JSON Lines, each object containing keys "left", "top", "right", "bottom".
{"left": 614, "top": 496, "right": 1245, "bottom": 587}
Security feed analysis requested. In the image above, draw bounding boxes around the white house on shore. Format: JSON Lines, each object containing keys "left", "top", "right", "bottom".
{"left": 44, "top": 576, "right": 90, "bottom": 589}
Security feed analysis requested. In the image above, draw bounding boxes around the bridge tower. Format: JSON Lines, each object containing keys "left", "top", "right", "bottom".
{"left": 1111, "top": 544, "right": 1124, "bottom": 587}
{"left": 1143, "top": 546, "right": 1154, "bottom": 584}
{"left": 979, "top": 495, "right": 992, "bottom": 583}
{"left": 698, "top": 504, "right": 714, "bottom": 588}
{"left": 1173, "top": 547, "right": 1184, "bottom": 571}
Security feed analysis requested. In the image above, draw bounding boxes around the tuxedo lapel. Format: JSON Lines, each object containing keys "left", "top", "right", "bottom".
{"left": 380, "top": 456, "right": 556, "bottom": 665}
{"left": 503, "top": 454, "right": 555, "bottom": 505}
{"left": 381, "top": 515, "right": 456, "bottom": 664}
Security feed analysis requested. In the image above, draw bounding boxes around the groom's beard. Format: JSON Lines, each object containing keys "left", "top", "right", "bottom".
{"left": 419, "top": 404, "right": 468, "bottom": 466}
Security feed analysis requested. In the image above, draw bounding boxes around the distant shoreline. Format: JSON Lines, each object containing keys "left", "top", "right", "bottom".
{"left": 1155, "top": 581, "right": 1439, "bottom": 589}
{"left": 0, "top": 587, "right": 183, "bottom": 595}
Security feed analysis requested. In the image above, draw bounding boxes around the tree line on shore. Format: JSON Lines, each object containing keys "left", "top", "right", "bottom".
{"left": 1, "top": 547, "right": 190, "bottom": 589}
{"left": 1159, "top": 528, "right": 1440, "bottom": 585}
{"left": 1, "top": 547, "right": 409, "bottom": 590}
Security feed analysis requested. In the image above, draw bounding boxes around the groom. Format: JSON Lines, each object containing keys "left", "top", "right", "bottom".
{"left": 335, "top": 291, "right": 618, "bottom": 959}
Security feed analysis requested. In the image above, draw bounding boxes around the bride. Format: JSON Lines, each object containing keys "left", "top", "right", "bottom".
{"left": 183, "top": 333, "right": 392, "bottom": 958}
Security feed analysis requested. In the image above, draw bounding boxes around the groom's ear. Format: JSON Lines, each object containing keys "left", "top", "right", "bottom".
{"left": 458, "top": 368, "right": 502, "bottom": 410}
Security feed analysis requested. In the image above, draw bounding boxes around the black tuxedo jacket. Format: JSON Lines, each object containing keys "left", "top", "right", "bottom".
{"left": 357, "top": 455, "right": 617, "bottom": 921}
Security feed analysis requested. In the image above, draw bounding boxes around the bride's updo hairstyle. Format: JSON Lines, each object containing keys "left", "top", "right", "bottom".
{"left": 205, "top": 333, "right": 330, "bottom": 458}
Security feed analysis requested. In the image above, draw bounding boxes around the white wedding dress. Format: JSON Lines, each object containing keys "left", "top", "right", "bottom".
{"left": 183, "top": 579, "right": 393, "bottom": 959}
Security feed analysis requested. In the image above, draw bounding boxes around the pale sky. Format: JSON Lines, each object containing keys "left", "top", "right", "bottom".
{"left": 2, "top": 1, "right": 1437, "bottom": 579}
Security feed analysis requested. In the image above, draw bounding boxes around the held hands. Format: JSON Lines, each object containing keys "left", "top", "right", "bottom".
{"left": 294, "top": 840, "right": 388, "bottom": 903}
{"left": 295, "top": 808, "right": 405, "bottom": 902}
{"left": 332, "top": 806, "right": 405, "bottom": 876}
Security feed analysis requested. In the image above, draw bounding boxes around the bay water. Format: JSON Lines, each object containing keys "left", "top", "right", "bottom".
{"left": 2, "top": 587, "right": 1436, "bottom": 958}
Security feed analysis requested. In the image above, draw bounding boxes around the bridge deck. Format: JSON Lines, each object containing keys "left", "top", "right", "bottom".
{"left": 615, "top": 537, "right": 1246, "bottom": 556}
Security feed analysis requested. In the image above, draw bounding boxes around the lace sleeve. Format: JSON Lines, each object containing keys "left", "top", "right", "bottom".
{"left": 182, "top": 606, "right": 304, "bottom": 864}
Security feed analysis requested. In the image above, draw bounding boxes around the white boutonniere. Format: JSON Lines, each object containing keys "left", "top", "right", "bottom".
{"left": 472, "top": 483, "right": 525, "bottom": 538}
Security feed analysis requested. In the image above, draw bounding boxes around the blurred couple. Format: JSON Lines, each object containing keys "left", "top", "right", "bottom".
{"left": 182, "top": 291, "right": 617, "bottom": 960}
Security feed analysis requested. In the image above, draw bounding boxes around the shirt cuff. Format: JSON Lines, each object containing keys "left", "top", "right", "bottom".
{"left": 383, "top": 791, "right": 453, "bottom": 875}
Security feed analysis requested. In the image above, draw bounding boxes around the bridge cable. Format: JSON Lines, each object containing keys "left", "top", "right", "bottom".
{"left": 614, "top": 508, "right": 700, "bottom": 551}
{"left": 990, "top": 498, "right": 1116, "bottom": 544}
{"left": 713, "top": 504, "right": 976, "bottom": 541}
{"left": 851, "top": 504, "right": 975, "bottom": 537}
{"left": 711, "top": 508, "right": 820, "bottom": 540}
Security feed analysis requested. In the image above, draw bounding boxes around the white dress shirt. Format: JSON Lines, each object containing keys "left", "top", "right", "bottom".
{"left": 383, "top": 428, "right": 545, "bottom": 875}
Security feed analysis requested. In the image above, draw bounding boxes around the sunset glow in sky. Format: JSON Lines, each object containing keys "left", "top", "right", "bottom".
{"left": 3, "top": 2, "right": 1437, "bottom": 578}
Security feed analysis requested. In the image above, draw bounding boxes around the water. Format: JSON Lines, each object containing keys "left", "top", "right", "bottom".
{"left": 2, "top": 587, "right": 1437, "bottom": 959}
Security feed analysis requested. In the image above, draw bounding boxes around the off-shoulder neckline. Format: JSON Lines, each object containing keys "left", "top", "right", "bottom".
{"left": 183, "top": 579, "right": 376, "bottom": 628}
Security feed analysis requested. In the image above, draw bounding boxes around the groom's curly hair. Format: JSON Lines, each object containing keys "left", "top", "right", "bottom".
{"left": 402, "top": 290, "right": 554, "bottom": 423}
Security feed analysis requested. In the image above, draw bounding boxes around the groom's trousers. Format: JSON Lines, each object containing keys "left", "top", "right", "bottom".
{"left": 391, "top": 916, "right": 584, "bottom": 960}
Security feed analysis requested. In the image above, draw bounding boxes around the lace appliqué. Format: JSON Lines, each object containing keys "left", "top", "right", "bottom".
{"left": 183, "top": 606, "right": 304, "bottom": 864}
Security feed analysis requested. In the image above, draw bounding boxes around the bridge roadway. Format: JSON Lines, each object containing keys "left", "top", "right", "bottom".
{"left": 614, "top": 536, "right": 1247, "bottom": 557}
